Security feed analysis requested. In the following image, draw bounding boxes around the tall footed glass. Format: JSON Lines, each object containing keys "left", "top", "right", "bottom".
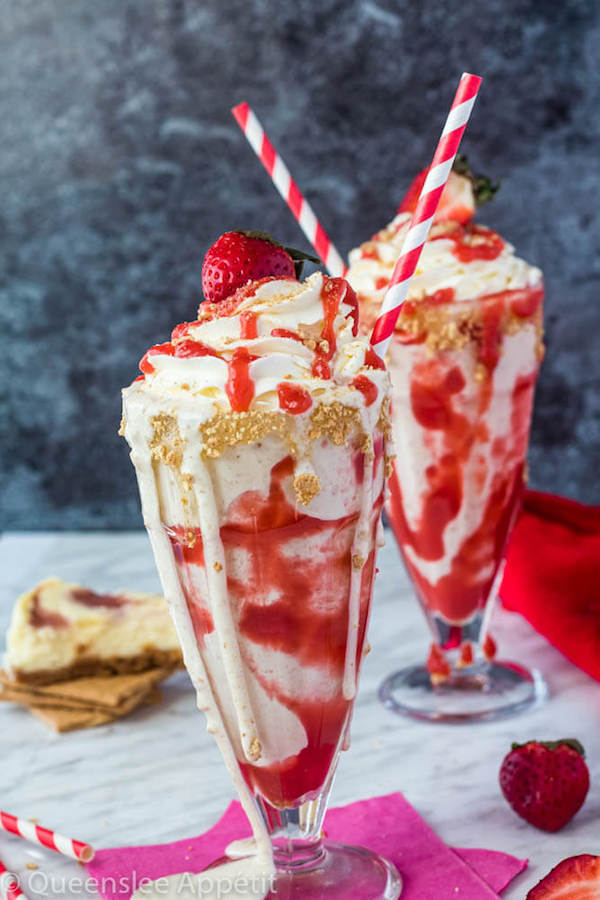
{"left": 124, "top": 396, "right": 401, "bottom": 898}
{"left": 376, "top": 286, "right": 548, "bottom": 722}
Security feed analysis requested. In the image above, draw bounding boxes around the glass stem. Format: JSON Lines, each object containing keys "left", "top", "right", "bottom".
{"left": 255, "top": 773, "right": 336, "bottom": 874}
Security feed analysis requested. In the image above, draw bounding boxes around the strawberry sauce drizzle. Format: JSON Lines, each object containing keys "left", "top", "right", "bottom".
{"left": 174, "top": 339, "right": 220, "bottom": 359}
{"left": 225, "top": 347, "right": 256, "bottom": 412}
{"left": 167, "top": 454, "right": 383, "bottom": 807}
{"left": 364, "top": 346, "right": 386, "bottom": 370}
{"left": 277, "top": 382, "right": 312, "bottom": 414}
{"left": 386, "top": 285, "right": 543, "bottom": 623}
{"left": 239, "top": 310, "right": 258, "bottom": 340}
{"left": 139, "top": 342, "right": 174, "bottom": 374}
{"left": 352, "top": 375, "right": 377, "bottom": 407}
{"left": 172, "top": 321, "right": 200, "bottom": 342}
{"left": 270, "top": 328, "right": 303, "bottom": 342}
{"left": 198, "top": 277, "right": 294, "bottom": 323}
{"left": 311, "top": 278, "right": 344, "bottom": 380}
{"left": 430, "top": 223, "right": 505, "bottom": 262}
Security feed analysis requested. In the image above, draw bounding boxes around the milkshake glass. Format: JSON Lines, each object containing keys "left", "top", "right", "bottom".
{"left": 122, "top": 270, "right": 400, "bottom": 898}
{"left": 348, "top": 211, "right": 547, "bottom": 722}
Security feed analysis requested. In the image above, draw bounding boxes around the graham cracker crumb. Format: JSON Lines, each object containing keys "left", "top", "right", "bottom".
{"left": 387, "top": 291, "right": 544, "bottom": 359}
{"left": 298, "top": 322, "right": 322, "bottom": 342}
{"left": 376, "top": 397, "right": 393, "bottom": 444}
{"left": 352, "top": 554, "right": 365, "bottom": 569}
{"left": 293, "top": 473, "right": 321, "bottom": 506}
{"left": 361, "top": 433, "right": 375, "bottom": 460}
{"left": 199, "top": 410, "right": 294, "bottom": 458}
{"left": 474, "top": 363, "right": 487, "bottom": 383}
{"left": 248, "top": 737, "right": 262, "bottom": 761}
{"left": 26, "top": 863, "right": 38, "bottom": 870}
{"left": 149, "top": 414, "right": 184, "bottom": 468}
{"left": 309, "top": 402, "right": 362, "bottom": 446}
{"left": 118, "top": 416, "right": 126, "bottom": 437}
{"left": 385, "top": 456, "right": 395, "bottom": 479}
{"left": 213, "top": 561, "right": 223, "bottom": 572}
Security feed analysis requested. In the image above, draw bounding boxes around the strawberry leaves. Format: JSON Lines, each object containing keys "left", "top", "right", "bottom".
{"left": 453, "top": 154, "right": 501, "bottom": 208}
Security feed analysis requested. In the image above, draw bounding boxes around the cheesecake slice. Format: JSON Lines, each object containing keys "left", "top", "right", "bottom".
{"left": 4, "top": 577, "right": 183, "bottom": 685}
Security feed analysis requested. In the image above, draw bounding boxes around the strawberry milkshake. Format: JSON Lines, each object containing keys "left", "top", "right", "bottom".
{"left": 347, "top": 163, "right": 547, "bottom": 720}
{"left": 122, "top": 232, "right": 400, "bottom": 898}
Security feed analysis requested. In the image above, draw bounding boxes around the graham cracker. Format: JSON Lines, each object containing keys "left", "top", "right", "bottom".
{"left": 29, "top": 705, "right": 118, "bottom": 733}
{"left": 0, "top": 667, "right": 173, "bottom": 712}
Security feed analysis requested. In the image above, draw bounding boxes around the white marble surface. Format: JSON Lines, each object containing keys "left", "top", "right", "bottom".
{"left": 1, "top": 531, "right": 599, "bottom": 899}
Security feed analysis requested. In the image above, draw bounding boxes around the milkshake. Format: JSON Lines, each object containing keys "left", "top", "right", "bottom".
{"left": 347, "top": 166, "right": 546, "bottom": 720}
{"left": 121, "top": 232, "right": 400, "bottom": 898}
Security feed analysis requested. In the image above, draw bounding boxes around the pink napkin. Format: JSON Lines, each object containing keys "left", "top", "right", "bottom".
{"left": 86, "top": 793, "right": 527, "bottom": 899}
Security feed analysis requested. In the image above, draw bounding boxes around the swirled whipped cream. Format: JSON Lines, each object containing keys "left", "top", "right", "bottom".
{"left": 123, "top": 272, "right": 389, "bottom": 424}
{"left": 347, "top": 213, "right": 542, "bottom": 306}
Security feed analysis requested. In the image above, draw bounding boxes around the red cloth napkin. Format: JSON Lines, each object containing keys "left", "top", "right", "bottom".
{"left": 501, "top": 490, "right": 600, "bottom": 681}
{"left": 85, "top": 793, "right": 527, "bottom": 899}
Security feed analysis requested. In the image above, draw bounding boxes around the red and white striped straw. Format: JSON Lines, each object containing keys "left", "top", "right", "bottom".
{"left": 370, "top": 72, "right": 482, "bottom": 357}
{"left": 0, "top": 861, "right": 29, "bottom": 900}
{"left": 0, "top": 812, "right": 94, "bottom": 863}
{"left": 232, "top": 102, "right": 347, "bottom": 278}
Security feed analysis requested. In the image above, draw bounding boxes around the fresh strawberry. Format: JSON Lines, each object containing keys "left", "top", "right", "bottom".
{"left": 202, "top": 231, "right": 296, "bottom": 304}
{"left": 398, "top": 169, "right": 475, "bottom": 225}
{"left": 527, "top": 855, "right": 600, "bottom": 899}
{"left": 201, "top": 231, "right": 320, "bottom": 304}
{"left": 397, "top": 168, "right": 427, "bottom": 217}
{"left": 398, "top": 155, "right": 500, "bottom": 225}
{"left": 499, "top": 739, "right": 590, "bottom": 832}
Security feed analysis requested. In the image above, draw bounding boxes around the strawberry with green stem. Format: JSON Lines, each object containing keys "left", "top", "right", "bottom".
{"left": 499, "top": 738, "right": 590, "bottom": 832}
{"left": 398, "top": 155, "right": 500, "bottom": 225}
{"left": 201, "top": 230, "right": 319, "bottom": 304}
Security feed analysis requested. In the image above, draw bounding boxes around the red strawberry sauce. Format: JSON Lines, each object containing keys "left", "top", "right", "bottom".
{"left": 352, "top": 375, "right": 377, "bottom": 406}
{"left": 430, "top": 223, "right": 505, "bottom": 262}
{"left": 225, "top": 348, "right": 257, "bottom": 412}
{"left": 239, "top": 310, "right": 258, "bottom": 340}
{"left": 386, "top": 285, "right": 543, "bottom": 623}
{"left": 311, "top": 278, "right": 344, "bottom": 380}
{"left": 277, "top": 382, "right": 312, "bottom": 414}
{"left": 168, "top": 453, "right": 383, "bottom": 807}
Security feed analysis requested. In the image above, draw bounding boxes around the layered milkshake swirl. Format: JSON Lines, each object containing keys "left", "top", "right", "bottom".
{"left": 122, "top": 270, "right": 393, "bottom": 829}
{"left": 347, "top": 213, "right": 544, "bottom": 627}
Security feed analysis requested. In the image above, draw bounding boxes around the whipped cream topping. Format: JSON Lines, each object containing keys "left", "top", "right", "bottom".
{"left": 129, "top": 273, "right": 385, "bottom": 418}
{"left": 347, "top": 213, "right": 543, "bottom": 304}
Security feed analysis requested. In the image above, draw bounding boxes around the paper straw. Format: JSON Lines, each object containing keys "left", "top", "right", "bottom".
{"left": 0, "top": 861, "right": 29, "bottom": 900}
{"left": 232, "top": 102, "right": 347, "bottom": 278}
{"left": 0, "top": 812, "right": 94, "bottom": 863}
{"left": 370, "top": 72, "right": 482, "bottom": 357}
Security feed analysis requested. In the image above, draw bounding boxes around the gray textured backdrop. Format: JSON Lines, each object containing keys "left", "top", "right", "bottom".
{"left": 1, "top": 0, "right": 599, "bottom": 529}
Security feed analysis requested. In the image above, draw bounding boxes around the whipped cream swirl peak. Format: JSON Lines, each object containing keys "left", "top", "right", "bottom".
{"left": 347, "top": 213, "right": 543, "bottom": 306}
{"left": 127, "top": 272, "right": 388, "bottom": 420}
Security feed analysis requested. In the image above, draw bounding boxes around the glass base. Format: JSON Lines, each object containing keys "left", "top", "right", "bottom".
{"left": 379, "top": 660, "right": 547, "bottom": 723}
{"left": 208, "top": 842, "right": 402, "bottom": 899}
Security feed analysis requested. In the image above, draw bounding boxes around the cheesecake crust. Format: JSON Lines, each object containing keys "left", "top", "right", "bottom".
{"left": 9, "top": 647, "right": 183, "bottom": 687}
